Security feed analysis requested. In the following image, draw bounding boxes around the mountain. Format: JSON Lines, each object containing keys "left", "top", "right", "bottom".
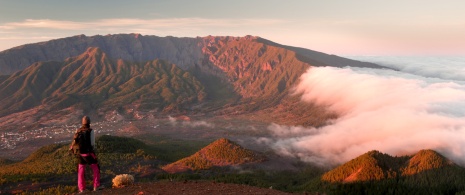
{"left": 401, "top": 149, "right": 454, "bottom": 176}
{"left": 0, "top": 47, "right": 205, "bottom": 117}
{"left": 0, "top": 34, "right": 388, "bottom": 130}
{"left": 255, "top": 37, "right": 386, "bottom": 69}
{"left": 0, "top": 136, "right": 298, "bottom": 194}
{"left": 162, "top": 138, "right": 265, "bottom": 173}
{"left": 0, "top": 34, "right": 386, "bottom": 102}
{"left": 313, "top": 149, "right": 465, "bottom": 194}
{"left": 0, "top": 34, "right": 387, "bottom": 76}
{"left": 321, "top": 150, "right": 456, "bottom": 183}
{"left": 321, "top": 150, "right": 406, "bottom": 183}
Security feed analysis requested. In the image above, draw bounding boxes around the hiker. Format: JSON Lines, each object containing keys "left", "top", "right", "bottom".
{"left": 69, "top": 116, "right": 104, "bottom": 193}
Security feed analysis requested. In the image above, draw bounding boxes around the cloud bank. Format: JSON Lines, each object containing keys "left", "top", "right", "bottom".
{"left": 168, "top": 116, "right": 214, "bottom": 128}
{"left": 348, "top": 56, "right": 465, "bottom": 82}
{"left": 268, "top": 66, "right": 465, "bottom": 166}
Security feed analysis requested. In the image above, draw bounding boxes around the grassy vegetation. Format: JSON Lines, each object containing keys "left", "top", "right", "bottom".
{"left": 322, "top": 150, "right": 407, "bottom": 183}
{"left": 0, "top": 135, "right": 158, "bottom": 193}
{"left": 0, "top": 157, "right": 15, "bottom": 166}
{"left": 3, "top": 136, "right": 465, "bottom": 194}
{"left": 202, "top": 138, "right": 265, "bottom": 163}
{"left": 312, "top": 150, "right": 465, "bottom": 194}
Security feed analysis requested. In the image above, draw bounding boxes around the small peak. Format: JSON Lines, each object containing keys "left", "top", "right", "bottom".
{"left": 409, "top": 149, "right": 448, "bottom": 164}
{"left": 131, "top": 33, "right": 142, "bottom": 39}
{"left": 213, "top": 137, "right": 232, "bottom": 144}
{"left": 366, "top": 150, "right": 382, "bottom": 156}
{"left": 242, "top": 35, "right": 259, "bottom": 41}
{"left": 206, "top": 138, "right": 239, "bottom": 148}
{"left": 162, "top": 137, "right": 264, "bottom": 173}
{"left": 361, "top": 150, "right": 389, "bottom": 160}
{"left": 402, "top": 149, "right": 452, "bottom": 176}
{"left": 415, "top": 149, "right": 442, "bottom": 156}
{"left": 73, "top": 34, "right": 86, "bottom": 38}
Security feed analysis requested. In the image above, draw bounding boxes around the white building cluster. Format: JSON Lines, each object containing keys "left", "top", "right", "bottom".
{"left": 1, "top": 121, "right": 119, "bottom": 150}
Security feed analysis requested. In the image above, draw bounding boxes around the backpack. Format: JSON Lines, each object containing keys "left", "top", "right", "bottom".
{"left": 71, "top": 129, "right": 93, "bottom": 154}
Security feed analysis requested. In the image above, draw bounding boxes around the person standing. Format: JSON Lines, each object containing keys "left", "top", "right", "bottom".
{"left": 69, "top": 116, "right": 104, "bottom": 193}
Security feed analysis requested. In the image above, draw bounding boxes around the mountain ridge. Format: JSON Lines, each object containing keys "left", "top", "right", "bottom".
{"left": 321, "top": 149, "right": 457, "bottom": 183}
{"left": 0, "top": 34, "right": 388, "bottom": 76}
{"left": 0, "top": 34, "right": 358, "bottom": 130}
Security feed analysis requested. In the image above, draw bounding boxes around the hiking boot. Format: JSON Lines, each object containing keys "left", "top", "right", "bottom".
{"left": 94, "top": 185, "right": 104, "bottom": 191}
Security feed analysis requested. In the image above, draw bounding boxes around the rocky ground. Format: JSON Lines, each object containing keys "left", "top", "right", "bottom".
{"left": 79, "top": 180, "right": 301, "bottom": 195}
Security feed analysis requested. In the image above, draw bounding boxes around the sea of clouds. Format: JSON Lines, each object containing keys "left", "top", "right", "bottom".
{"left": 264, "top": 56, "right": 465, "bottom": 167}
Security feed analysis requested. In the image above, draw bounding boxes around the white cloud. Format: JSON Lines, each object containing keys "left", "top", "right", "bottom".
{"left": 269, "top": 66, "right": 465, "bottom": 167}
{"left": 2, "top": 19, "right": 88, "bottom": 30}
{"left": 0, "top": 18, "right": 285, "bottom": 31}
{"left": 182, "top": 120, "right": 214, "bottom": 128}
{"left": 168, "top": 115, "right": 177, "bottom": 126}
{"left": 167, "top": 115, "right": 214, "bottom": 128}
{"left": 347, "top": 56, "right": 465, "bottom": 82}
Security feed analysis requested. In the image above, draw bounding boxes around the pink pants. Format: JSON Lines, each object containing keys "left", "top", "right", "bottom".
{"left": 77, "top": 154, "right": 100, "bottom": 191}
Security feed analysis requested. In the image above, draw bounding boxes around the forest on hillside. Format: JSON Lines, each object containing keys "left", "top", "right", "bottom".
{"left": 1, "top": 136, "right": 465, "bottom": 194}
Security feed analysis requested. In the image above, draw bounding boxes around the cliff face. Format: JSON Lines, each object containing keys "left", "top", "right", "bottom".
{"left": 198, "top": 35, "right": 310, "bottom": 99}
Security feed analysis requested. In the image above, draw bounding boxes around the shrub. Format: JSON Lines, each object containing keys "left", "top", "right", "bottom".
{"left": 112, "top": 174, "right": 135, "bottom": 188}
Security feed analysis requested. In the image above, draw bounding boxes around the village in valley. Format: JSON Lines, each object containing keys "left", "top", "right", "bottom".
{"left": 0, "top": 122, "right": 119, "bottom": 150}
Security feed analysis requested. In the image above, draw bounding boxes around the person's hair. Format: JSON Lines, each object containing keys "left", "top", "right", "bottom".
{"left": 82, "top": 116, "right": 91, "bottom": 125}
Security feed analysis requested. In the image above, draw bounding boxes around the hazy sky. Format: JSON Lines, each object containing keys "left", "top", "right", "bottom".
{"left": 1, "top": 0, "right": 465, "bottom": 55}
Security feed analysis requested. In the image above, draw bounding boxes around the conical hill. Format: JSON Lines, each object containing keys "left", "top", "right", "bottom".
{"left": 162, "top": 138, "right": 265, "bottom": 173}
{"left": 322, "top": 149, "right": 456, "bottom": 183}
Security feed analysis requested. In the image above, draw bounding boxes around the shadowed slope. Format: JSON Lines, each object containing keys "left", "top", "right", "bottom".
{"left": 0, "top": 47, "right": 206, "bottom": 116}
{"left": 0, "top": 34, "right": 204, "bottom": 75}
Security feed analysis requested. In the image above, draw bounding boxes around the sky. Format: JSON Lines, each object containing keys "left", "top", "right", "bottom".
{"left": 1, "top": 0, "right": 465, "bottom": 55}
